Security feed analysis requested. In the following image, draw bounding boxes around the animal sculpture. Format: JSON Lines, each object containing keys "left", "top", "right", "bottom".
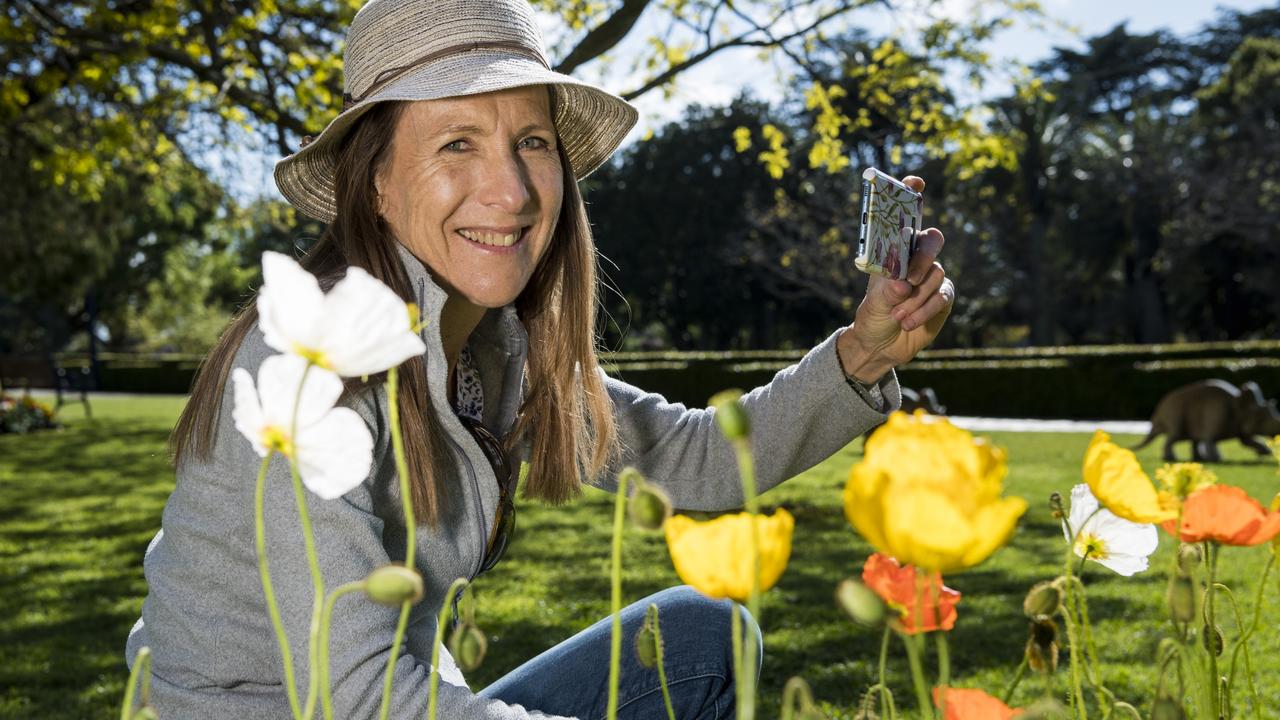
{"left": 1132, "top": 380, "right": 1280, "bottom": 462}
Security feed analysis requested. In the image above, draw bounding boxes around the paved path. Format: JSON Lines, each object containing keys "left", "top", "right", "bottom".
{"left": 948, "top": 416, "right": 1150, "bottom": 435}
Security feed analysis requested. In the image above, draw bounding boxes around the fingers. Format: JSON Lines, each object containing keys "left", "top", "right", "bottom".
{"left": 922, "top": 278, "right": 956, "bottom": 333}
{"left": 902, "top": 175, "right": 926, "bottom": 193}
{"left": 907, "top": 227, "right": 945, "bottom": 285}
{"left": 896, "top": 262, "right": 947, "bottom": 326}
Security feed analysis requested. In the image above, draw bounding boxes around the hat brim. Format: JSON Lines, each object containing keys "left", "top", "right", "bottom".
{"left": 274, "top": 51, "right": 638, "bottom": 224}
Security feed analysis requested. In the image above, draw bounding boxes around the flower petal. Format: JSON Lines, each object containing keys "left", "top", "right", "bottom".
{"left": 256, "top": 355, "right": 344, "bottom": 430}
{"left": 1083, "top": 431, "right": 1176, "bottom": 524}
{"left": 295, "top": 407, "right": 374, "bottom": 499}
{"left": 321, "top": 266, "right": 426, "bottom": 377}
{"left": 1067, "top": 483, "right": 1100, "bottom": 542}
{"left": 883, "top": 487, "right": 976, "bottom": 573}
{"left": 933, "top": 687, "right": 1020, "bottom": 720}
{"left": 1171, "top": 485, "right": 1280, "bottom": 546}
{"left": 844, "top": 465, "right": 891, "bottom": 553}
{"left": 862, "top": 553, "right": 960, "bottom": 633}
{"left": 665, "top": 510, "right": 794, "bottom": 602}
{"left": 959, "top": 496, "right": 1027, "bottom": 570}
{"left": 231, "top": 367, "right": 267, "bottom": 457}
{"left": 258, "top": 251, "right": 326, "bottom": 356}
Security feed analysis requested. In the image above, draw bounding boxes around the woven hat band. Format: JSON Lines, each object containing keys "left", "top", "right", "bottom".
{"left": 343, "top": 40, "right": 549, "bottom": 110}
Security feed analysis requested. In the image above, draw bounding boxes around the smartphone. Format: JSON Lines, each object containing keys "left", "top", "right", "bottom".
{"left": 855, "top": 168, "right": 923, "bottom": 281}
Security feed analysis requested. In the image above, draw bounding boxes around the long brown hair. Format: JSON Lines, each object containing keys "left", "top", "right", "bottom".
{"left": 171, "top": 96, "right": 620, "bottom": 525}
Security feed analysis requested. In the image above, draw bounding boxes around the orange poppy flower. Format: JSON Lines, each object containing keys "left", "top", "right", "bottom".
{"left": 932, "top": 687, "right": 1021, "bottom": 719}
{"left": 1161, "top": 485, "right": 1280, "bottom": 546}
{"left": 862, "top": 553, "right": 960, "bottom": 634}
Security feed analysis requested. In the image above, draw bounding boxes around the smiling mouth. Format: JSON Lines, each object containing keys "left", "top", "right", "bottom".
{"left": 457, "top": 227, "right": 529, "bottom": 248}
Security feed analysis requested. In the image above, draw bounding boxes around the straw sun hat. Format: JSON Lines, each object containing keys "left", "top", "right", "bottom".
{"left": 274, "top": 0, "right": 639, "bottom": 224}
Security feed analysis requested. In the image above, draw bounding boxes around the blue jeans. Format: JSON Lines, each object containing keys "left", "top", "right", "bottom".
{"left": 479, "top": 586, "right": 762, "bottom": 720}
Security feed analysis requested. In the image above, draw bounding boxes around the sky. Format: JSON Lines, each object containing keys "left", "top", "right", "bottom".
{"left": 225, "top": 0, "right": 1275, "bottom": 202}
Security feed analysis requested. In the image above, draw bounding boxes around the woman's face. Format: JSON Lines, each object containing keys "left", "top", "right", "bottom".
{"left": 376, "top": 86, "right": 563, "bottom": 309}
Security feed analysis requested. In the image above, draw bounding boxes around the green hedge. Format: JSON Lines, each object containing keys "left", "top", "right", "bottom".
{"left": 56, "top": 345, "right": 1280, "bottom": 420}
{"left": 604, "top": 353, "right": 1280, "bottom": 420}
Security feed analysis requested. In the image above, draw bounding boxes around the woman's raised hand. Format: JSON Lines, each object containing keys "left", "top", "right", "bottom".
{"left": 837, "top": 175, "right": 955, "bottom": 382}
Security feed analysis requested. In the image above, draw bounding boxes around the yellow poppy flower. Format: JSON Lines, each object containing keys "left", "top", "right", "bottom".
{"left": 664, "top": 509, "right": 794, "bottom": 602}
{"left": 844, "top": 411, "right": 1026, "bottom": 573}
{"left": 1154, "top": 462, "right": 1217, "bottom": 501}
{"left": 1083, "top": 431, "right": 1177, "bottom": 524}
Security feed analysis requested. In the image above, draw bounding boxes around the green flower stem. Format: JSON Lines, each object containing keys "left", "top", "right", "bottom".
{"left": 647, "top": 605, "right": 676, "bottom": 720}
{"left": 935, "top": 633, "right": 951, "bottom": 694}
{"left": 1204, "top": 542, "right": 1220, "bottom": 714}
{"left": 429, "top": 578, "right": 470, "bottom": 720}
{"left": 780, "top": 677, "right": 817, "bottom": 720}
{"left": 1068, "top": 576, "right": 1116, "bottom": 718}
{"left": 1112, "top": 701, "right": 1143, "bottom": 719}
{"left": 254, "top": 455, "right": 304, "bottom": 720}
{"left": 731, "top": 438, "right": 761, "bottom": 720}
{"left": 900, "top": 632, "right": 933, "bottom": 719}
{"left": 286, "top": 459, "right": 325, "bottom": 720}
{"left": 288, "top": 363, "right": 326, "bottom": 720}
{"left": 319, "top": 581, "right": 366, "bottom": 720}
{"left": 931, "top": 574, "right": 950, "bottom": 697}
{"left": 877, "top": 625, "right": 899, "bottom": 720}
{"left": 1001, "top": 656, "right": 1028, "bottom": 704}
{"left": 607, "top": 471, "right": 629, "bottom": 720}
{"left": 378, "top": 602, "right": 412, "bottom": 720}
{"left": 1060, "top": 550, "right": 1088, "bottom": 720}
{"left": 1227, "top": 552, "right": 1274, "bottom": 720}
{"left": 1215, "top": 581, "right": 1259, "bottom": 720}
{"left": 120, "top": 646, "right": 152, "bottom": 720}
{"left": 385, "top": 367, "right": 416, "bottom": 567}
{"left": 378, "top": 366, "right": 417, "bottom": 720}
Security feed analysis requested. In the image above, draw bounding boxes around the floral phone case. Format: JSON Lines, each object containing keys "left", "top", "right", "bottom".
{"left": 855, "top": 168, "right": 923, "bottom": 281}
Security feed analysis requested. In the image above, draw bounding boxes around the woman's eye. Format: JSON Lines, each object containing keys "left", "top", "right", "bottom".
{"left": 519, "top": 136, "right": 550, "bottom": 150}
{"left": 443, "top": 140, "right": 468, "bottom": 152}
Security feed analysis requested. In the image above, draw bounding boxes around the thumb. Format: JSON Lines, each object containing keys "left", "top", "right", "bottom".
{"left": 869, "top": 276, "right": 912, "bottom": 308}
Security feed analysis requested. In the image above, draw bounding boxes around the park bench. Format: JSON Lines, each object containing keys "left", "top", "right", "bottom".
{"left": 0, "top": 354, "right": 94, "bottom": 418}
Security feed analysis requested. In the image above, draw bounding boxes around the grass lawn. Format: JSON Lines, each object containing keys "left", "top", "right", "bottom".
{"left": 1, "top": 395, "right": 1277, "bottom": 719}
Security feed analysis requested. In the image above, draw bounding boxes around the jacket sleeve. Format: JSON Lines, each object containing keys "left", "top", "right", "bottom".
{"left": 595, "top": 327, "right": 901, "bottom": 511}
{"left": 169, "top": 331, "right": 576, "bottom": 720}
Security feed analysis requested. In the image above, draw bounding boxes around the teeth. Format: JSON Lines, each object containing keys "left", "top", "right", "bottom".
{"left": 460, "top": 229, "right": 520, "bottom": 247}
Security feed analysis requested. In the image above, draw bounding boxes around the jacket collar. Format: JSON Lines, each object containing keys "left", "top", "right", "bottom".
{"left": 392, "top": 241, "right": 528, "bottom": 436}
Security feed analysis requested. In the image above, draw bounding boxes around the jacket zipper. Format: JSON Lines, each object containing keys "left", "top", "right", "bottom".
{"left": 417, "top": 277, "right": 489, "bottom": 583}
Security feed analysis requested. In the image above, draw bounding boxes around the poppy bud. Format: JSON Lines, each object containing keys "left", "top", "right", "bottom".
{"left": 634, "top": 622, "right": 660, "bottom": 668}
{"left": 1023, "top": 580, "right": 1063, "bottom": 618}
{"left": 1201, "top": 623, "right": 1224, "bottom": 656}
{"left": 448, "top": 623, "right": 488, "bottom": 671}
{"left": 1151, "top": 694, "right": 1187, "bottom": 720}
{"left": 628, "top": 475, "right": 673, "bottom": 531}
{"left": 1048, "top": 492, "right": 1064, "bottom": 519}
{"left": 364, "top": 565, "right": 425, "bottom": 607}
{"left": 1176, "top": 544, "right": 1202, "bottom": 575}
{"left": 835, "top": 578, "right": 886, "bottom": 627}
{"left": 1025, "top": 617, "right": 1059, "bottom": 674}
{"left": 1167, "top": 574, "right": 1195, "bottom": 623}
{"left": 709, "top": 390, "right": 750, "bottom": 440}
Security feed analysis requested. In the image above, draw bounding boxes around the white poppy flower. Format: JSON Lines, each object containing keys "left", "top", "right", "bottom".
{"left": 232, "top": 354, "right": 373, "bottom": 500}
{"left": 1065, "top": 483, "right": 1158, "bottom": 576}
{"left": 257, "top": 251, "right": 426, "bottom": 377}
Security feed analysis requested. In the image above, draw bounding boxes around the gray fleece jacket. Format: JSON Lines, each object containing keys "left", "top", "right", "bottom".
{"left": 125, "top": 241, "right": 901, "bottom": 719}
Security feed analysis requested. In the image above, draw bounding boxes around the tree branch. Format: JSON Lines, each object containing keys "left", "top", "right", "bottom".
{"left": 619, "top": 1, "right": 861, "bottom": 101}
{"left": 555, "top": 0, "right": 654, "bottom": 75}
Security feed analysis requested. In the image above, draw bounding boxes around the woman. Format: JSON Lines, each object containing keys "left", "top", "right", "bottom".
{"left": 125, "top": 0, "right": 955, "bottom": 717}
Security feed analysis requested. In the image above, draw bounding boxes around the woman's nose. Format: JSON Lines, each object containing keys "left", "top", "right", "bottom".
{"left": 479, "top": 152, "right": 533, "bottom": 213}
